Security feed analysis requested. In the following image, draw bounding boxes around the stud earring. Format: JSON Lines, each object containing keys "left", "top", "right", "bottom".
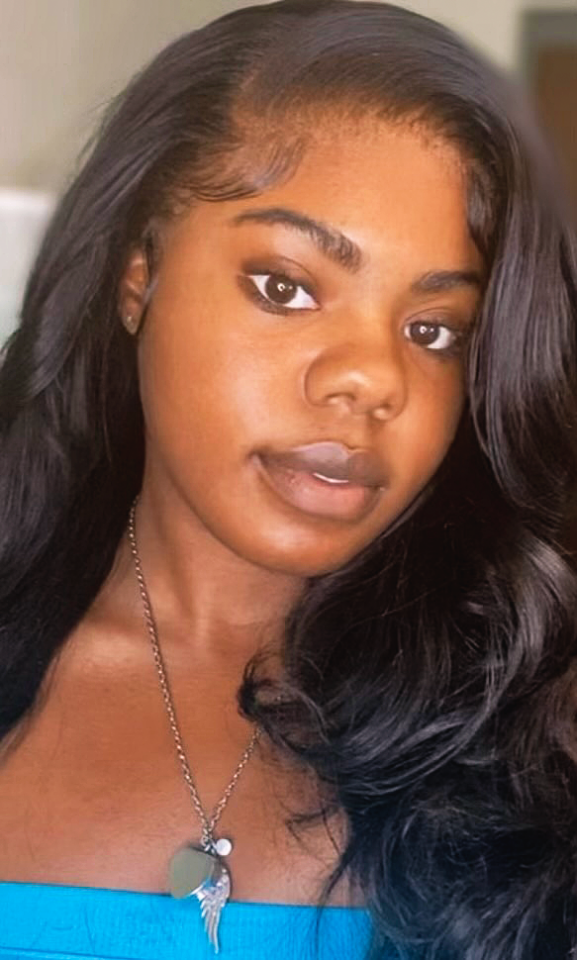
{"left": 123, "top": 314, "right": 140, "bottom": 335}
{"left": 372, "top": 404, "right": 390, "bottom": 421}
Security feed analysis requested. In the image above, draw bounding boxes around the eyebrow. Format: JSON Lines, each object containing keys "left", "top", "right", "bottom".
{"left": 411, "top": 270, "right": 482, "bottom": 294}
{"left": 229, "top": 206, "right": 363, "bottom": 272}
{"left": 229, "top": 205, "right": 483, "bottom": 292}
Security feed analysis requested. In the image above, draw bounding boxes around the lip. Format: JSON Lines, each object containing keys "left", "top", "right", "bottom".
{"left": 254, "top": 450, "right": 383, "bottom": 522}
{"left": 263, "top": 441, "right": 387, "bottom": 486}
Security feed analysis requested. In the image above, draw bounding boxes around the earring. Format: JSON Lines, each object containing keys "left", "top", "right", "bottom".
{"left": 372, "top": 404, "right": 390, "bottom": 421}
{"left": 123, "top": 314, "right": 140, "bottom": 335}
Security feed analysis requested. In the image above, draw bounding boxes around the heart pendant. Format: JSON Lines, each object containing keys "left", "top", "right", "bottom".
{"left": 169, "top": 845, "right": 218, "bottom": 899}
{"left": 168, "top": 844, "right": 231, "bottom": 953}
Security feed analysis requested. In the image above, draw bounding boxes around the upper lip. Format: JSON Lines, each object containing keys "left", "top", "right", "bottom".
{"left": 258, "top": 441, "right": 387, "bottom": 486}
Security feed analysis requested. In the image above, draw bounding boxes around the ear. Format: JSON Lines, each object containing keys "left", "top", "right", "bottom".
{"left": 118, "top": 245, "right": 150, "bottom": 335}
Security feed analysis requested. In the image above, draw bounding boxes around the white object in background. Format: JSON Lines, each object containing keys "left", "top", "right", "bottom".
{"left": 0, "top": 188, "right": 55, "bottom": 345}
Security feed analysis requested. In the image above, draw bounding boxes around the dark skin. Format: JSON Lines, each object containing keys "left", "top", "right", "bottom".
{"left": 0, "top": 119, "right": 482, "bottom": 904}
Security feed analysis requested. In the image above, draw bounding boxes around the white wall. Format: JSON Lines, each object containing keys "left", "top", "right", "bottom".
{"left": 2, "top": 0, "right": 575, "bottom": 193}
{"left": 0, "top": 0, "right": 269, "bottom": 190}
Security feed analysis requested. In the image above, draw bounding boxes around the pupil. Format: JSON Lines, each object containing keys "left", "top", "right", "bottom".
{"left": 266, "top": 275, "right": 295, "bottom": 304}
{"left": 412, "top": 322, "right": 439, "bottom": 345}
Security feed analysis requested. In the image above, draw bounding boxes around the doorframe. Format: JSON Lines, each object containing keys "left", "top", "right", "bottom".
{"left": 520, "top": 9, "right": 577, "bottom": 84}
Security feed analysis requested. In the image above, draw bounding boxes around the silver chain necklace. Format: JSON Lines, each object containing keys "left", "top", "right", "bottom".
{"left": 128, "top": 498, "right": 261, "bottom": 953}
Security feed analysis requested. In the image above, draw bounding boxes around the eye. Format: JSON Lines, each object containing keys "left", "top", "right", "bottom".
{"left": 246, "top": 273, "right": 318, "bottom": 311}
{"left": 403, "top": 319, "right": 464, "bottom": 354}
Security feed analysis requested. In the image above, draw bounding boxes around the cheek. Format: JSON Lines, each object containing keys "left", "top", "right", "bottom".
{"left": 381, "top": 356, "right": 465, "bottom": 493}
{"left": 135, "top": 298, "right": 276, "bottom": 478}
{"left": 406, "top": 370, "right": 466, "bottom": 477}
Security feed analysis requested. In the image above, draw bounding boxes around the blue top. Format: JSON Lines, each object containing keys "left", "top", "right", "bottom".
{"left": 0, "top": 882, "right": 380, "bottom": 960}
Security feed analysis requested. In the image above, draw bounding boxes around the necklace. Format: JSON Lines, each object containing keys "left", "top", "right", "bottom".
{"left": 127, "top": 498, "right": 261, "bottom": 953}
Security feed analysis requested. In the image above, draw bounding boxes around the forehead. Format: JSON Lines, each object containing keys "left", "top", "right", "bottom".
{"left": 265, "top": 119, "right": 467, "bottom": 217}
{"left": 185, "top": 118, "right": 478, "bottom": 273}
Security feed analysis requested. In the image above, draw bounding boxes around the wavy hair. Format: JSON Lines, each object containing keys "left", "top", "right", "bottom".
{"left": 1, "top": 2, "right": 577, "bottom": 957}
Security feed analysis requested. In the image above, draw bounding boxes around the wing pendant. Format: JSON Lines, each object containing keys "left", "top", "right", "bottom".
{"left": 195, "top": 862, "right": 231, "bottom": 954}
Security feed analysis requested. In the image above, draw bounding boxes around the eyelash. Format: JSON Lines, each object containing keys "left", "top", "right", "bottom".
{"left": 242, "top": 271, "right": 471, "bottom": 358}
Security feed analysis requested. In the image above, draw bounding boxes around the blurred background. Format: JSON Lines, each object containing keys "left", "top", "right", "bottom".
{"left": 0, "top": 0, "right": 575, "bottom": 342}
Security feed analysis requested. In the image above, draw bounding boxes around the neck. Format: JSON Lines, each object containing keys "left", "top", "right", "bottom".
{"left": 111, "top": 477, "right": 306, "bottom": 668}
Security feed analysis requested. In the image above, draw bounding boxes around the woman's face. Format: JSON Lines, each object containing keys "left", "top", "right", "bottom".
{"left": 127, "top": 120, "right": 483, "bottom": 576}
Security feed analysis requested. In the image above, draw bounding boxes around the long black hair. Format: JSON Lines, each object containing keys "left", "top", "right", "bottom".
{"left": 1, "top": 2, "right": 576, "bottom": 957}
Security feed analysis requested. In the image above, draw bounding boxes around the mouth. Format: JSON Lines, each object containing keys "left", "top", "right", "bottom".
{"left": 254, "top": 452, "right": 382, "bottom": 522}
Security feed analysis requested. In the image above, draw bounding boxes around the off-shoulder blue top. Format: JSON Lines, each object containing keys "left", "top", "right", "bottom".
{"left": 0, "top": 882, "right": 380, "bottom": 960}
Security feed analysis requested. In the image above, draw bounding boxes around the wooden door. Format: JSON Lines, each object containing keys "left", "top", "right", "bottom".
{"left": 522, "top": 11, "right": 577, "bottom": 218}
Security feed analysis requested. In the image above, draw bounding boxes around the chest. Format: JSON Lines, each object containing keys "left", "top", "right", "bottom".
{"left": 0, "top": 668, "right": 350, "bottom": 905}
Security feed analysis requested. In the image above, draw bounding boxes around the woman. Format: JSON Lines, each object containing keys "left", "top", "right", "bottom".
{"left": 0, "top": 1, "right": 576, "bottom": 957}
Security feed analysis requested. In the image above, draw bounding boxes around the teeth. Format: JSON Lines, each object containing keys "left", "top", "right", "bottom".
{"left": 312, "top": 472, "right": 350, "bottom": 485}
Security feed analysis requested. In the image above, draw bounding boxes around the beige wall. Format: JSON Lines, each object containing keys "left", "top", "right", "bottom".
{"left": 406, "top": 0, "right": 575, "bottom": 72}
{"left": 1, "top": 0, "right": 575, "bottom": 191}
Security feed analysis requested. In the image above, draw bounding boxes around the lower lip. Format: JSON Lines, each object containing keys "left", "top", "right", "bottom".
{"left": 255, "top": 454, "right": 381, "bottom": 521}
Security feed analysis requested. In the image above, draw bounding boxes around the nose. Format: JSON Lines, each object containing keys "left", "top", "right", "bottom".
{"left": 303, "top": 322, "right": 408, "bottom": 421}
